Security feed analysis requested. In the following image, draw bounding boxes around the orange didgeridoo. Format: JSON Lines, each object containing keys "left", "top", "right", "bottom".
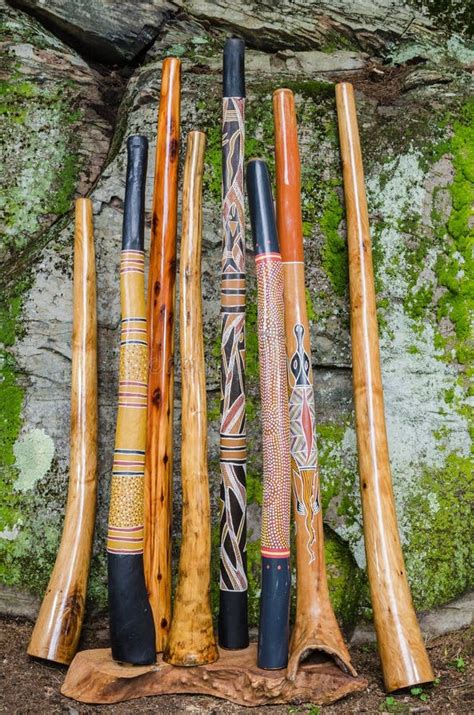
{"left": 273, "top": 88, "right": 356, "bottom": 681}
{"left": 336, "top": 82, "right": 434, "bottom": 692}
{"left": 28, "top": 199, "right": 98, "bottom": 665}
{"left": 144, "top": 57, "right": 181, "bottom": 653}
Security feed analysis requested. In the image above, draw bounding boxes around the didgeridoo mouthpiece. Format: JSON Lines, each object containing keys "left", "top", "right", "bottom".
{"left": 223, "top": 37, "right": 245, "bottom": 98}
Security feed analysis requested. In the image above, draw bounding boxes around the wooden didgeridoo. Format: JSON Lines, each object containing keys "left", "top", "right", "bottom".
{"left": 28, "top": 199, "right": 98, "bottom": 665}
{"left": 144, "top": 56, "right": 181, "bottom": 653}
{"left": 336, "top": 82, "right": 434, "bottom": 692}
{"left": 163, "top": 131, "right": 218, "bottom": 666}
{"left": 107, "top": 135, "right": 156, "bottom": 665}
{"left": 247, "top": 159, "right": 292, "bottom": 670}
{"left": 273, "top": 89, "right": 356, "bottom": 681}
{"left": 218, "top": 37, "right": 249, "bottom": 650}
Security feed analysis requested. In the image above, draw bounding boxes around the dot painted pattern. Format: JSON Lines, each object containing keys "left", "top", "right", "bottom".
{"left": 255, "top": 254, "right": 291, "bottom": 557}
{"left": 107, "top": 250, "right": 147, "bottom": 555}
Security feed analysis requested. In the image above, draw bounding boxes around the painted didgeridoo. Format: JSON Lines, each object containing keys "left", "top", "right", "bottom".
{"left": 273, "top": 89, "right": 356, "bottom": 681}
{"left": 107, "top": 135, "right": 156, "bottom": 665}
{"left": 336, "top": 82, "right": 434, "bottom": 692}
{"left": 144, "top": 56, "right": 181, "bottom": 653}
{"left": 28, "top": 199, "right": 98, "bottom": 665}
{"left": 163, "top": 131, "right": 218, "bottom": 666}
{"left": 218, "top": 37, "right": 249, "bottom": 650}
{"left": 247, "top": 159, "right": 292, "bottom": 670}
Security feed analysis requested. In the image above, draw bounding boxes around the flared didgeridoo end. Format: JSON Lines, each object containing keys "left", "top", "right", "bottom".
{"left": 286, "top": 622, "right": 358, "bottom": 682}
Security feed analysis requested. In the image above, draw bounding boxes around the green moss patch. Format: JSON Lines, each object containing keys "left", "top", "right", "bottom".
{"left": 0, "top": 76, "right": 81, "bottom": 259}
{"left": 404, "top": 453, "right": 473, "bottom": 609}
{"left": 435, "top": 99, "right": 474, "bottom": 366}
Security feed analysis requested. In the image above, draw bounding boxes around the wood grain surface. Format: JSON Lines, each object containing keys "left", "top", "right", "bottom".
{"left": 336, "top": 82, "right": 434, "bottom": 692}
{"left": 61, "top": 644, "right": 367, "bottom": 706}
{"left": 144, "top": 57, "right": 181, "bottom": 654}
{"left": 28, "top": 198, "right": 97, "bottom": 665}
{"left": 163, "top": 131, "right": 218, "bottom": 667}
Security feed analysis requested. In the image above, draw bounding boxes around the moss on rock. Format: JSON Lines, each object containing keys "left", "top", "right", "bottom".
{"left": 404, "top": 453, "right": 473, "bottom": 609}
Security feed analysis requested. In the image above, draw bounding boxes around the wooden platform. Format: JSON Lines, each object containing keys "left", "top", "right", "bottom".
{"left": 61, "top": 644, "right": 367, "bottom": 707}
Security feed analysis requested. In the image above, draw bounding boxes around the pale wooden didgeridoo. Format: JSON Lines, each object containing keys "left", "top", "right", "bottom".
{"left": 28, "top": 198, "right": 98, "bottom": 665}
{"left": 335, "top": 82, "right": 434, "bottom": 692}
{"left": 163, "top": 131, "right": 218, "bottom": 666}
{"left": 144, "top": 56, "right": 181, "bottom": 653}
{"left": 273, "top": 88, "right": 356, "bottom": 682}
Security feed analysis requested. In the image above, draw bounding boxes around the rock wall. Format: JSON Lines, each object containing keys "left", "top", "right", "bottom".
{"left": 0, "top": 0, "right": 472, "bottom": 630}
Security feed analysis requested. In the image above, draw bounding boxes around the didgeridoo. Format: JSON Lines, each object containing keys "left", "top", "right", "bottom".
{"left": 144, "top": 56, "right": 181, "bottom": 653}
{"left": 28, "top": 199, "right": 98, "bottom": 665}
{"left": 218, "top": 37, "right": 249, "bottom": 650}
{"left": 107, "top": 135, "right": 156, "bottom": 665}
{"left": 247, "top": 159, "right": 292, "bottom": 670}
{"left": 336, "top": 82, "right": 434, "bottom": 692}
{"left": 163, "top": 131, "right": 218, "bottom": 666}
{"left": 273, "top": 89, "right": 356, "bottom": 681}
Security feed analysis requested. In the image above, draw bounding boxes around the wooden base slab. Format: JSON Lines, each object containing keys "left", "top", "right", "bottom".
{"left": 61, "top": 644, "right": 367, "bottom": 707}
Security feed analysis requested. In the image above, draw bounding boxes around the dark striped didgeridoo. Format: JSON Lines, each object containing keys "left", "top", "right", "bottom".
{"left": 28, "top": 199, "right": 98, "bottom": 665}
{"left": 273, "top": 88, "right": 356, "bottom": 681}
{"left": 247, "top": 159, "right": 291, "bottom": 670}
{"left": 218, "top": 37, "right": 249, "bottom": 651}
{"left": 107, "top": 135, "right": 156, "bottom": 665}
{"left": 336, "top": 82, "right": 434, "bottom": 692}
{"left": 163, "top": 131, "right": 218, "bottom": 666}
{"left": 144, "top": 56, "right": 181, "bottom": 653}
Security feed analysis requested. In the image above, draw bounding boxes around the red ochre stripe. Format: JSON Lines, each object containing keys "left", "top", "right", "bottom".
{"left": 108, "top": 526, "right": 143, "bottom": 533}
{"left": 261, "top": 547, "right": 290, "bottom": 558}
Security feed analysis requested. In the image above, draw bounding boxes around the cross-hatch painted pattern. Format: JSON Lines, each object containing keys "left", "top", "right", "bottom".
{"left": 288, "top": 323, "right": 320, "bottom": 563}
{"left": 256, "top": 254, "right": 291, "bottom": 557}
{"left": 219, "top": 97, "right": 248, "bottom": 592}
{"left": 107, "top": 250, "right": 148, "bottom": 555}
